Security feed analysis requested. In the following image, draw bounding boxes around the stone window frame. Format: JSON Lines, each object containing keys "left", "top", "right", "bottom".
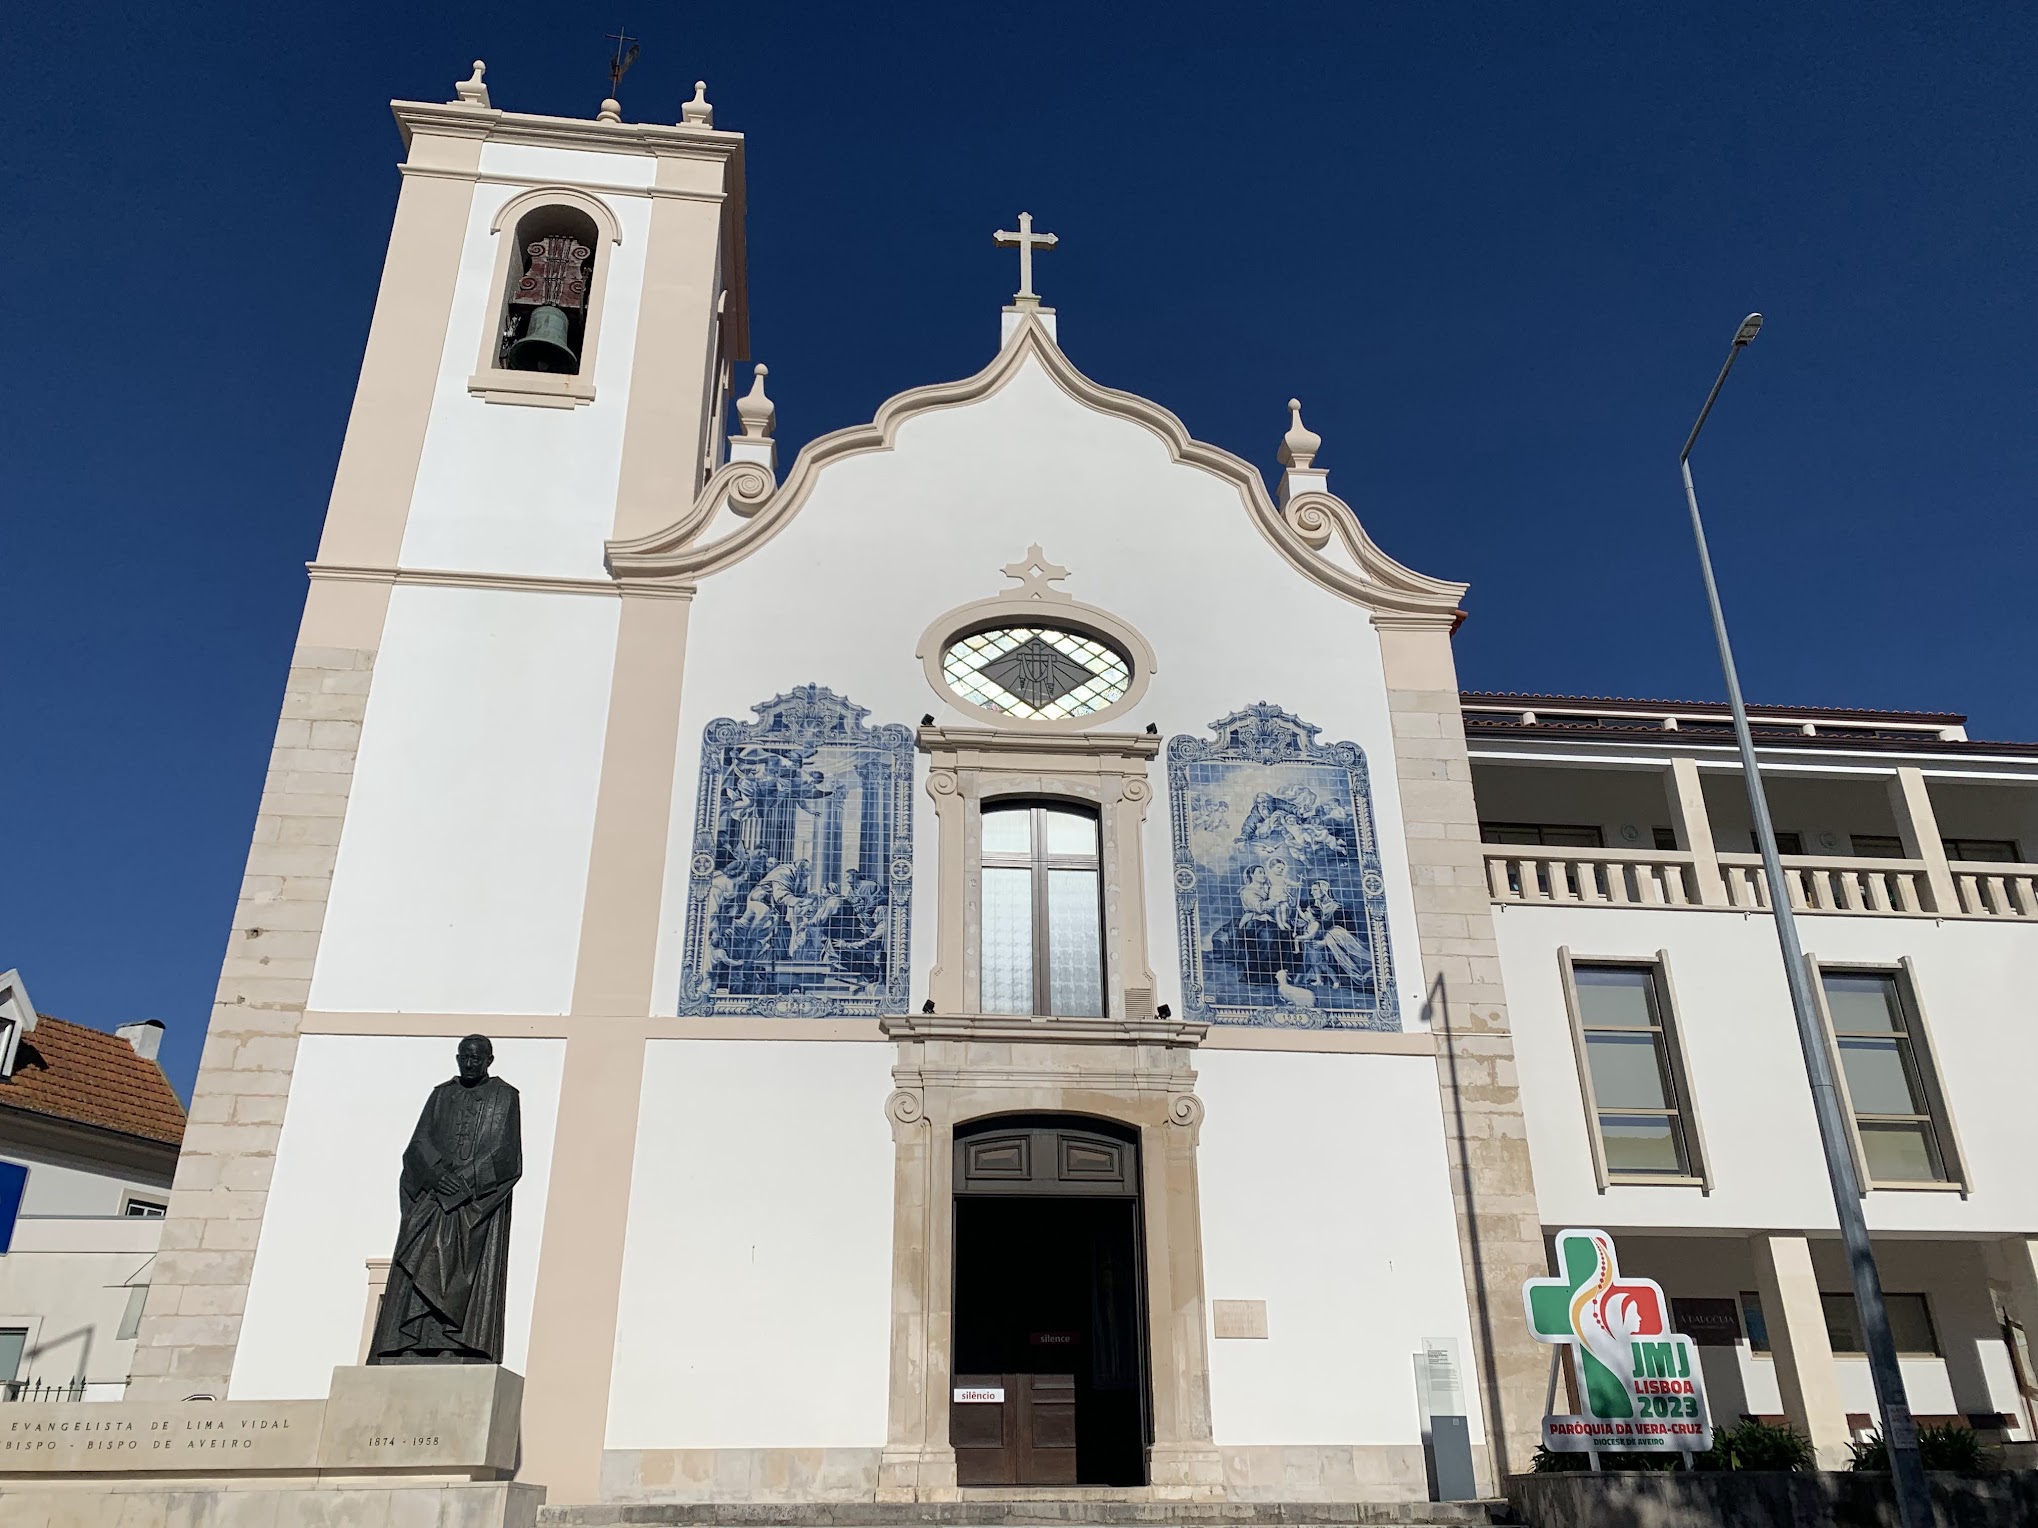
{"left": 1804, "top": 954, "right": 1970, "bottom": 1195}
{"left": 919, "top": 725, "right": 1161, "bottom": 1021}
{"left": 917, "top": 595, "right": 1158, "bottom": 736}
{"left": 1556, "top": 947, "right": 1713, "bottom": 1193}
{"left": 468, "top": 186, "right": 624, "bottom": 410}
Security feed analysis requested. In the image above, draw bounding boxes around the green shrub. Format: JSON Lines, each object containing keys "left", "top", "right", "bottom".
{"left": 1697, "top": 1419, "right": 1817, "bottom": 1472}
{"left": 1848, "top": 1423, "right": 1994, "bottom": 1472}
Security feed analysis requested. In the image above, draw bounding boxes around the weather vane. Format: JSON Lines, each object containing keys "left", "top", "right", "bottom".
{"left": 606, "top": 24, "right": 641, "bottom": 99}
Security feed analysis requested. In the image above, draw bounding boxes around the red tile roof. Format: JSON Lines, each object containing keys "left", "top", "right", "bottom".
{"left": 0, "top": 1016, "right": 186, "bottom": 1148}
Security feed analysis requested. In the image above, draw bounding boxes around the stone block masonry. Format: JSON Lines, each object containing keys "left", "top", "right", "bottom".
{"left": 1379, "top": 637, "right": 1552, "bottom": 1488}
{"left": 126, "top": 645, "right": 374, "bottom": 1401}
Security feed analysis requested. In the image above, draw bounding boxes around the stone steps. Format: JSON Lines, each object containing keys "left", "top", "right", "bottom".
{"left": 539, "top": 1503, "right": 1517, "bottom": 1528}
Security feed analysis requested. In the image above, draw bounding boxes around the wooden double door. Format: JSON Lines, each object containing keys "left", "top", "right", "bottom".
{"left": 952, "top": 1372, "right": 1077, "bottom": 1486}
{"left": 950, "top": 1118, "right": 1149, "bottom": 1487}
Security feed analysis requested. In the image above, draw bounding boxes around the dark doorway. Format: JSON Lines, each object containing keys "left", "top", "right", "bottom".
{"left": 951, "top": 1118, "right": 1149, "bottom": 1487}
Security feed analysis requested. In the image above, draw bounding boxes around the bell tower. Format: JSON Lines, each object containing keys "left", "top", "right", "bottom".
{"left": 128, "top": 62, "right": 747, "bottom": 1438}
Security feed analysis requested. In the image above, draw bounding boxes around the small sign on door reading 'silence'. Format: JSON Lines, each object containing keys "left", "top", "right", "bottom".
{"left": 953, "top": 1386, "right": 1005, "bottom": 1404}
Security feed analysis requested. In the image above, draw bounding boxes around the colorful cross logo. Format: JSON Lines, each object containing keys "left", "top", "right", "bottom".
{"left": 1523, "top": 1228, "right": 1711, "bottom": 1453}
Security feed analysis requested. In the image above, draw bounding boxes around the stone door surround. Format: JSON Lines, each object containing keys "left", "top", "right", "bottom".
{"left": 877, "top": 1012, "right": 1222, "bottom": 1501}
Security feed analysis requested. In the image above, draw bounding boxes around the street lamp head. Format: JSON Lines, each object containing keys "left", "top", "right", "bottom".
{"left": 1734, "top": 313, "right": 1764, "bottom": 347}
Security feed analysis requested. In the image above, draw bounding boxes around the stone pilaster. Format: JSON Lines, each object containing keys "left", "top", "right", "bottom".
{"left": 126, "top": 644, "right": 373, "bottom": 1399}
{"left": 1377, "top": 621, "right": 1548, "bottom": 1484}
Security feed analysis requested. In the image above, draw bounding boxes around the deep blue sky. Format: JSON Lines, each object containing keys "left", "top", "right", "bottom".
{"left": 3, "top": 4, "right": 2031, "bottom": 1098}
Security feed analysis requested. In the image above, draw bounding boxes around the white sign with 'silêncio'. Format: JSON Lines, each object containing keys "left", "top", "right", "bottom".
{"left": 953, "top": 1387, "right": 1004, "bottom": 1404}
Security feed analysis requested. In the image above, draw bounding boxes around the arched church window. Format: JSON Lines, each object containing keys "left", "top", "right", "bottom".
{"left": 981, "top": 800, "right": 1105, "bottom": 1018}
{"left": 496, "top": 206, "right": 597, "bottom": 374}
{"left": 941, "top": 625, "right": 1132, "bottom": 723}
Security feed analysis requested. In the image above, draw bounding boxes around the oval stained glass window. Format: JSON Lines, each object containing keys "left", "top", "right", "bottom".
{"left": 941, "top": 625, "right": 1132, "bottom": 721}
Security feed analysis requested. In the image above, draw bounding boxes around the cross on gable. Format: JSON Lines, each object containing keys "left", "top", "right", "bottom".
{"left": 999, "top": 545, "right": 1073, "bottom": 602}
{"left": 993, "top": 212, "right": 1058, "bottom": 305}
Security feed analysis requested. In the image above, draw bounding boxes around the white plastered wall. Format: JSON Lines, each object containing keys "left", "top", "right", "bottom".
{"left": 310, "top": 585, "right": 619, "bottom": 1015}
{"left": 230, "top": 1034, "right": 563, "bottom": 1398}
{"left": 1497, "top": 904, "right": 2038, "bottom": 1234}
{"left": 0, "top": 1144, "right": 165, "bottom": 1216}
{"left": 647, "top": 350, "right": 1426, "bottom": 1027}
{"left": 604, "top": 1039, "right": 896, "bottom": 1448}
{"left": 398, "top": 154, "right": 654, "bottom": 581}
{"left": 1195, "top": 1049, "right": 1484, "bottom": 1445}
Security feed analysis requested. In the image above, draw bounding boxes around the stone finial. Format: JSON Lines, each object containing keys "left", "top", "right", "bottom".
{"left": 735, "top": 364, "right": 776, "bottom": 439}
{"left": 598, "top": 97, "right": 623, "bottom": 124}
{"left": 454, "top": 60, "right": 491, "bottom": 108}
{"left": 681, "top": 80, "right": 714, "bottom": 127}
{"left": 1278, "top": 398, "right": 1322, "bottom": 470}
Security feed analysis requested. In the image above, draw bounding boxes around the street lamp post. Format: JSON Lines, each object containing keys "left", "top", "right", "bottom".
{"left": 1679, "top": 315, "right": 1935, "bottom": 1528}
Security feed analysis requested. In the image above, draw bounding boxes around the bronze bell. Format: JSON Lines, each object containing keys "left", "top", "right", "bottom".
{"left": 505, "top": 304, "right": 578, "bottom": 373}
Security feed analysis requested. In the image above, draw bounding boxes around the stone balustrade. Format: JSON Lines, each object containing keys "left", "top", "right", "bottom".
{"left": 1484, "top": 846, "right": 1702, "bottom": 908}
{"left": 1486, "top": 845, "right": 2038, "bottom": 921}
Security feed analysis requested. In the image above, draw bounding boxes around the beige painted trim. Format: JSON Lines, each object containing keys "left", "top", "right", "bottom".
{"left": 402, "top": 165, "right": 728, "bottom": 204}
{"left": 395, "top": 100, "right": 748, "bottom": 159}
{"left": 313, "top": 126, "right": 481, "bottom": 570}
{"left": 915, "top": 586, "right": 1159, "bottom": 735}
{"left": 467, "top": 186, "right": 623, "bottom": 409}
{"left": 569, "top": 593, "right": 694, "bottom": 1016}
{"left": 917, "top": 728, "right": 1160, "bottom": 1021}
{"left": 516, "top": 1025, "right": 651, "bottom": 1503}
{"left": 607, "top": 316, "right": 1465, "bottom": 622}
{"left": 1198, "top": 1027, "right": 1437, "bottom": 1055}
{"left": 306, "top": 561, "right": 654, "bottom": 600}
{"left": 516, "top": 590, "right": 701, "bottom": 1503}
{"left": 302, "top": 1011, "right": 888, "bottom": 1042}
{"left": 610, "top": 153, "right": 741, "bottom": 542}
{"left": 879, "top": 1022, "right": 1222, "bottom": 1500}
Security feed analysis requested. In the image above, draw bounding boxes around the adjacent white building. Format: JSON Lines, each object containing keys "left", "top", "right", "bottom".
{"left": 0, "top": 970, "right": 182, "bottom": 1400}
{"left": 1470, "top": 694, "right": 2038, "bottom": 1464}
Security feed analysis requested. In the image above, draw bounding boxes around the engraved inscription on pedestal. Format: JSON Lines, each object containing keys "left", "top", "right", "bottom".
{"left": 0, "top": 1400, "right": 323, "bottom": 1473}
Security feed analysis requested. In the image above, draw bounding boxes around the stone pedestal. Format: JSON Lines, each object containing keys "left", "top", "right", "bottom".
{"left": 0, "top": 1363, "right": 535, "bottom": 1526}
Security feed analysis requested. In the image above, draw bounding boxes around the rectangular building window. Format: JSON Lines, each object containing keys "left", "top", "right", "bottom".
{"left": 1752, "top": 830, "right": 1805, "bottom": 855}
{"left": 1850, "top": 834, "right": 1905, "bottom": 858}
{"left": 980, "top": 801, "right": 1105, "bottom": 1018}
{"left": 1819, "top": 968, "right": 1953, "bottom": 1185}
{"left": 1651, "top": 825, "right": 1680, "bottom": 851}
{"left": 1739, "top": 1291, "right": 1771, "bottom": 1354}
{"left": 1481, "top": 821, "right": 1603, "bottom": 847}
{"left": 121, "top": 1196, "right": 166, "bottom": 1218}
{"left": 1562, "top": 957, "right": 1704, "bottom": 1183}
{"left": 1822, "top": 1291, "right": 1941, "bottom": 1356}
{"left": 1943, "top": 837, "right": 2020, "bottom": 863}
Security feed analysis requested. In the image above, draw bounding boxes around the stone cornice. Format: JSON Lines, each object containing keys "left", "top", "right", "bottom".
{"left": 879, "top": 1014, "right": 1208, "bottom": 1047}
{"left": 308, "top": 561, "right": 694, "bottom": 601}
{"left": 603, "top": 315, "right": 1468, "bottom": 620}
{"left": 914, "top": 725, "right": 1162, "bottom": 760}
{"left": 392, "top": 100, "right": 745, "bottom": 162}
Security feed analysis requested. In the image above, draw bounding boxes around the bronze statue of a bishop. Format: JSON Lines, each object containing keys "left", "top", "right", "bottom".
{"left": 368, "top": 1035, "right": 521, "bottom": 1365}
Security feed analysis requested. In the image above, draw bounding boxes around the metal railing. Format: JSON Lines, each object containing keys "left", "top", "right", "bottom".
{"left": 2, "top": 1378, "right": 87, "bottom": 1403}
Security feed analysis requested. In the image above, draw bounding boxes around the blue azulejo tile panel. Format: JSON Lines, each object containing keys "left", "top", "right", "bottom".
{"left": 1167, "top": 703, "right": 1399, "bottom": 1031}
{"left": 679, "top": 685, "right": 914, "bottom": 1017}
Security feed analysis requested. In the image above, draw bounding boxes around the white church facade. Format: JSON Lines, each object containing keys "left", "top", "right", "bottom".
{"left": 24, "top": 65, "right": 2033, "bottom": 1520}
